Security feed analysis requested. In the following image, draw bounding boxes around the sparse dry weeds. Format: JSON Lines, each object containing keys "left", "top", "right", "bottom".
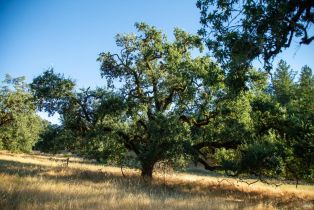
{"left": 0, "top": 150, "right": 313, "bottom": 210}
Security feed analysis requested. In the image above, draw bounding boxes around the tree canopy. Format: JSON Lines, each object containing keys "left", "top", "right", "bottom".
{"left": 28, "top": 23, "right": 314, "bottom": 182}
{"left": 0, "top": 75, "right": 44, "bottom": 152}
{"left": 197, "top": 0, "right": 314, "bottom": 90}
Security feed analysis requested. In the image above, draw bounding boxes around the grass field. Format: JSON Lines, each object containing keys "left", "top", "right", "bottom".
{"left": 0, "top": 151, "right": 313, "bottom": 209}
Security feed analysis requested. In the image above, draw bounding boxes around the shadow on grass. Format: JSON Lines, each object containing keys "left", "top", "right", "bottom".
{"left": 0, "top": 158, "right": 313, "bottom": 210}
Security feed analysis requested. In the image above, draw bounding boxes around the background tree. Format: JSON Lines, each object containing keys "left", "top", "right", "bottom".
{"left": 0, "top": 75, "right": 43, "bottom": 152}
{"left": 35, "top": 123, "right": 63, "bottom": 153}
{"left": 30, "top": 69, "right": 124, "bottom": 156}
{"left": 272, "top": 60, "right": 296, "bottom": 106}
{"left": 284, "top": 65, "right": 314, "bottom": 182}
{"left": 205, "top": 69, "right": 290, "bottom": 179}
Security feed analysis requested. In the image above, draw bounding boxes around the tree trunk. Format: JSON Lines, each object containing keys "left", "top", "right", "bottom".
{"left": 141, "top": 162, "right": 155, "bottom": 178}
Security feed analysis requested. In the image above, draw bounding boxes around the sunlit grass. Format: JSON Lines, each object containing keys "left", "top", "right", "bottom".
{"left": 0, "top": 150, "right": 313, "bottom": 210}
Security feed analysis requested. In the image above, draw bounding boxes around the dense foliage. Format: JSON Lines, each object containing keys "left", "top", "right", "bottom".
{"left": 197, "top": 0, "right": 314, "bottom": 92}
{"left": 29, "top": 23, "right": 314, "bottom": 181}
{"left": 0, "top": 75, "right": 44, "bottom": 152}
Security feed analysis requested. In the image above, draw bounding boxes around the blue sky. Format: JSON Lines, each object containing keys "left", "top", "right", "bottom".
{"left": 0, "top": 0, "right": 200, "bottom": 88}
{"left": 1, "top": 0, "right": 314, "bottom": 123}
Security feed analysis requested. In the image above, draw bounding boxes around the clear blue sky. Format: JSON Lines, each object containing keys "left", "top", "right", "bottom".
{"left": 1, "top": 0, "right": 314, "bottom": 123}
{"left": 0, "top": 0, "right": 201, "bottom": 88}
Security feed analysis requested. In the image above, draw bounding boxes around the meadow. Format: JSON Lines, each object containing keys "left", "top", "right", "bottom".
{"left": 0, "top": 150, "right": 313, "bottom": 210}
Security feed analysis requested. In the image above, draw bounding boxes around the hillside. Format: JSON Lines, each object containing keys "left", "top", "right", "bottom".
{"left": 0, "top": 150, "right": 313, "bottom": 210}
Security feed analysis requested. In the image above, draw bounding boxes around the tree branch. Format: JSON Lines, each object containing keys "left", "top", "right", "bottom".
{"left": 193, "top": 141, "right": 239, "bottom": 151}
{"left": 197, "top": 157, "right": 222, "bottom": 171}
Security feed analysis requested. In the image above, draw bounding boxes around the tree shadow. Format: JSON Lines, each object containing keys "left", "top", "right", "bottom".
{"left": 0, "top": 158, "right": 311, "bottom": 210}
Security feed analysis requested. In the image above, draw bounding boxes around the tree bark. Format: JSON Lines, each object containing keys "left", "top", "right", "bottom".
{"left": 141, "top": 162, "right": 155, "bottom": 178}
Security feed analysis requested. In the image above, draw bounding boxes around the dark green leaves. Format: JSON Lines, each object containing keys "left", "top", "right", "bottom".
{"left": 31, "top": 68, "right": 75, "bottom": 115}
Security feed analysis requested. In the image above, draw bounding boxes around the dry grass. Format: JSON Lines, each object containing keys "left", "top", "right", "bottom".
{"left": 0, "top": 151, "right": 313, "bottom": 210}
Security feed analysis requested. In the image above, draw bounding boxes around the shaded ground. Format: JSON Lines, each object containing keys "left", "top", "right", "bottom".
{"left": 0, "top": 151, "right": 313, "bottom": 210}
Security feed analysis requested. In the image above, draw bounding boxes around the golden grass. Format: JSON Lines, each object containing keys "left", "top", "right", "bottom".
{"left": 0, "top": 150, "right": 313, "bottom": 210}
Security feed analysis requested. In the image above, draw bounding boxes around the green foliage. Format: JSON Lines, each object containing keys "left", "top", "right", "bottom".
{"left": 85, "top": 128, "right": 128, "bottom": 164}
{"left": 197, "top": 0, "right": 314, "bottom": 72}
{"left": 204, "top": 61, "right": 314, "bottom": 182}
{"left": 29, "top": 22, "right": 314, "bottom": 182}
{"left": 30, "top": 68, "right": 75, "bottom": 115}
{"left": 0, "top": 75, "right": 43, "bottom": 152}
{"left": 272, "top": 60, "right": 296, "bottom": 106}
{"left": 238, "top": 132, "right": 287, "bottom": 178}
{"left": 283, "top": 65, "right": 314, "bottom": 182}
{"left": 96, "top": 22, "right": 224, "bottom": 176}
{"left": 195, "top": 0, "right": 314, "bottom": 182}
{"left": 34, "top": 124, "right": 76, "bottom": 154}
